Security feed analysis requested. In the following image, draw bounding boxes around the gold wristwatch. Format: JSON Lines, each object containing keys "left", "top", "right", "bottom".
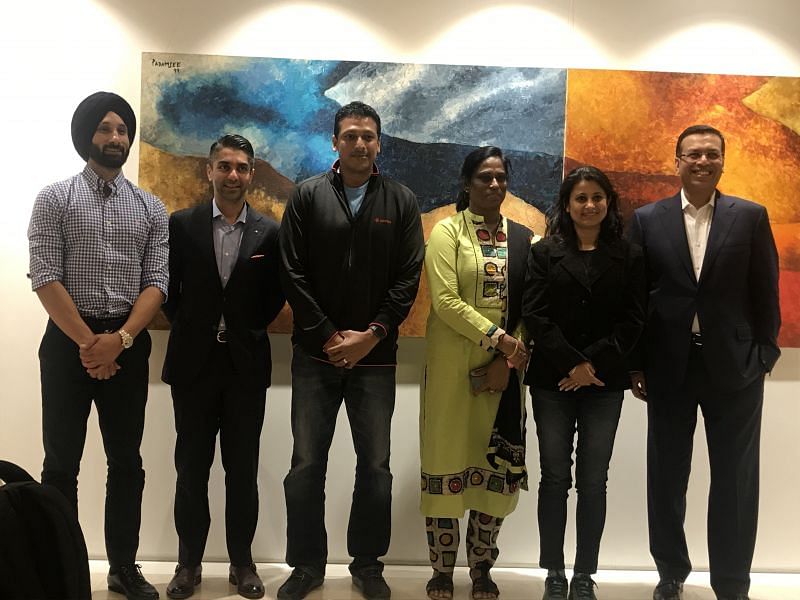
{"left": 118, "top": 328, "right": 134, "bottom": 349}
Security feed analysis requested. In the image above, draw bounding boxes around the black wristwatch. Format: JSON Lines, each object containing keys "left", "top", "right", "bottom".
{"left": 368, "top": 324, "right": 387, "bottom": 340}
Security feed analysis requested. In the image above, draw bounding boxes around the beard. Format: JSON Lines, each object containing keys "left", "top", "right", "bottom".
{"left": 89, "top": 142, "right": 129, "bottom": 168}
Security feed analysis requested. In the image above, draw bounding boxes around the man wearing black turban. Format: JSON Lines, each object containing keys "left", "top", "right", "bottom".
{"left": 71, "top": 91, "right": 137, "bottom": 163}
{"left": 28, "top": 92, "right": 169, "bottom": 600}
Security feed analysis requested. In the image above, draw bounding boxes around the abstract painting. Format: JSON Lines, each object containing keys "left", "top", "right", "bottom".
{"left": 140, "top": 54, "right": 800, "bottom": 346}
{"left": 565, "top": 70, "right": 800, "bottom": 346}
{"left": 140, "top": 53, "right": 566, "bottom": 335}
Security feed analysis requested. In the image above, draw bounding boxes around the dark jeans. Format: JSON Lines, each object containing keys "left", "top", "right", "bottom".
{"left": 39, "top": 318, "right": 150, "bottom": 569}
{"left": 531, "top": 387, "right": 623, "bottom": 574}
{"left": 648, "top": 344, "right": 763, "bottom": 598}
{"left": 284, "top": 345, "right": 395, "bottom": 576}
{"left": 171, "top": 343, "right": 267, "bottom": 568}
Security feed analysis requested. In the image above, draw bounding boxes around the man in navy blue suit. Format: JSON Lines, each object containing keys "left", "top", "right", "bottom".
{"left": 628, "top": 125, "right": 781, "bottom": 600}
{"left": 162, "top": 134, "right": 284, "bottom": 599}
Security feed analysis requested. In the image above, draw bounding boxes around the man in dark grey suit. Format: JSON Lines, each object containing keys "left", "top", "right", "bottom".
{"left": 161, "top": 134, "right": 284, "bottom": 599}
{"left": 628, "top": 124, "right": 781, "bottom": 600}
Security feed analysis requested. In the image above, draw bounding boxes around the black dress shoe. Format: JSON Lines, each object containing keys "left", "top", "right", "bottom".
{"left": 569, "top": 574, "right": 597, "bottom": 600}
{"left": 277, "top": 568, "right": 324, "bottom": 600}
{"left": 542, "top": 575, "right": 568, "bottom": 600}
{"left": 351, "top": 565, "right": 391, "bottom": 599}
{"left": 229, "top": 563, "right": 265, "bottom": 599}
{"left": 108, "top": 564, "right": 159, "bottom": 600}
{"left": 166, "top": 564, "right": 201, "bottom": 599}
{"left": 653, "top": 580, "right": 683, "bottom": 600}
{"left": 717, "top": 595, "right": 749, "bottom": 600}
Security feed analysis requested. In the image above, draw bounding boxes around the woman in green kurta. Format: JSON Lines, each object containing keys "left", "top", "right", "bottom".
{"left": 421, "top": 147, "right": 534, "bottom": 600}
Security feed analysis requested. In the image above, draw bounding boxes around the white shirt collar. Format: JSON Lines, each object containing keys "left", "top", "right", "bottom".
{"left": 212, "top": 199, "right": 247, "bottom": 224}
{"left": 680, "top": 189, "right": 716, "bottom": 213}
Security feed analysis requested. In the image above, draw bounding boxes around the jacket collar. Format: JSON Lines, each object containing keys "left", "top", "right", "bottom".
{"left": 549, "top": 238, "right": 625, "bottom": 291}
{"left": 330, "top": 159, "right": 380, "bottom": 177}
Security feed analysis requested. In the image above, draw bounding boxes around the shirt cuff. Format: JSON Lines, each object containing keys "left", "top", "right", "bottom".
{"left": 480, "top": 325, "right": 506, "bottom": 352}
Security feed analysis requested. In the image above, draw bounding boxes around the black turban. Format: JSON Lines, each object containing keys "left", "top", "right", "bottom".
{"left": 70, "top": 91, "right": 136, "bottom": 161}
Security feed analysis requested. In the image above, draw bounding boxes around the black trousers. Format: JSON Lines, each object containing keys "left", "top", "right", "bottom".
{"left": 647, "top": 344, "right": 763, "bottom": 598}
{"left": 39, "top": 317, "right": 150, "bottom": 569}
{"left": 170, "top": 342, "right": 267, "bottom": 567}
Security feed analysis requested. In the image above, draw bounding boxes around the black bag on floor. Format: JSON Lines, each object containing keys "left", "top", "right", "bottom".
{"left": 0, "top": 460, "right": 91, "bottom": 600}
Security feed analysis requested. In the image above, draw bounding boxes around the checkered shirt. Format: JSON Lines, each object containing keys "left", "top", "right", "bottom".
{"left": 28, "top": 165, "right": 169, "bottom": 318}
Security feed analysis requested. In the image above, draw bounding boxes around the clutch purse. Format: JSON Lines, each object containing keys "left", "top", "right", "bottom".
{"left": 469, "top": 366, "right": 489, "bottom": 393}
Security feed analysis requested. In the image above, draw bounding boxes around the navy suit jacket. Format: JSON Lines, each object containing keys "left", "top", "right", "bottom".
{"left": 161, "top": 200, "right": 285, "bottom": 388}
{"left": 627, "top": 191, "right": 780, "bottom": 393}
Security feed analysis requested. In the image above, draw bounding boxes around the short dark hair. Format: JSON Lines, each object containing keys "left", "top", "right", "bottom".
{"left": 455, "top": 146, "right": 512, "bottom": 212}
{"left": 334, "top": 101, "right": 381, "bottom": 138}
{"left": 209, "top": 134, "right": 255, "bottom": 167}
{"left": 546, "top": 165, "right": 623, "bottom": 247}
{"left": 675, "top": 124, "right": 725, "bottom": 157}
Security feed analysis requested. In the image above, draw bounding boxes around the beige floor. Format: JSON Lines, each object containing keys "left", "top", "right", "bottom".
{"left": 89, "top": 561, "right": 800, "bottom": 600}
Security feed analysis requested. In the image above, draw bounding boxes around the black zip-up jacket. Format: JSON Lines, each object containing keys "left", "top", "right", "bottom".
{"left": 279, "top": 165, "right": 424, "bottom": 365}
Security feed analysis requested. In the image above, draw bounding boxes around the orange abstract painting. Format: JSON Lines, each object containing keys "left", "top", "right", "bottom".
{"left": 565, "top": 70, "right": 800, "bottom": 346}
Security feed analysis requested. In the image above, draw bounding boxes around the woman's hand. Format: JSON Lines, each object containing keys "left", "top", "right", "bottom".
{"left": 497, "top": 335, "right": 529, "bottom": 370}
{"left": 558, "top": 361, "right": 604, "bottom": 391}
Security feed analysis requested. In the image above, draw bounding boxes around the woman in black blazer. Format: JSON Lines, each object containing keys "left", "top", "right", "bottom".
{"left": 522, "top": 166, "right": 646, "bottom": 600}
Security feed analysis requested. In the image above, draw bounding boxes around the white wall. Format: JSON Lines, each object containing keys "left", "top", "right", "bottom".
{"left": 1, "top": 0, "right": 798, "bottom": 571}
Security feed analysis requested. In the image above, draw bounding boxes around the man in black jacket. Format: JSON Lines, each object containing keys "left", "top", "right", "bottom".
{"left": 161, "top": 134, "right": 284, "bottom": 600}
{"left": 277, "top": 102, "right": 424, "bottom": 600}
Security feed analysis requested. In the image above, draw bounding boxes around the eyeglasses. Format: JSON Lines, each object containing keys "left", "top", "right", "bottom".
{"left": 678, "top": 151, "right": 723, "bottom": 163}
{"left": 474, "top": 172, "right": 508, "bottom": 185}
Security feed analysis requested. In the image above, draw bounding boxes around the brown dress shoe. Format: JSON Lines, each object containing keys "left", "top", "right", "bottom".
{"left": 166, "top": 564, "right": 201, "bottom": 599}
{"left": 229, "top": 563, "right": 265, "bottom": 599}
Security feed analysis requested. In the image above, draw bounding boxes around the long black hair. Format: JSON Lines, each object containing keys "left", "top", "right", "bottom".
{"left": 546, "top": 165, "right": 623, "bottom": 247}
{"left": 455, "top": 146, "right": 511, "bottom": 212}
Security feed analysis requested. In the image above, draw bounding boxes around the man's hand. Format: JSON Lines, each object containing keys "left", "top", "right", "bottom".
{"left": 630, "top": 371, "right": 647, "bottom": 401}
{"left": 324, "top": 329, "right": 379, "bottom": 368}
{"left": 79, "top": 332, "right": 124, "bottom": 369}
{"left": 87, "top": 361, "right": 121, "bottom": 380}
{"left": 558, "top": 361, "right": 604, "bottom": 391}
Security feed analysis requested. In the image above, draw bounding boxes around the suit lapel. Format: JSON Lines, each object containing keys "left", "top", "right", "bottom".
{"left": 699, "top": 192, "right": 737, "bottom": 284}
{"left": 228, "top": 207, "right": 264, "bottom": 288}
{"left": 193, "top": 201, "right": 222, "bottom": 290}
{"left": 657, "top": 194, "right": 696, "bottom": 284}
{"left": 555, "top": 251, "right": 592, "bottom": 291}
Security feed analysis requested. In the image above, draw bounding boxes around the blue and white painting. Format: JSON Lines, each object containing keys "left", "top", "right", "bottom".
{"left": 141, "top": 53, "right": 565, "bottom": 213}
{"left": 140, "top": 52, "right": 567, "bottom": 333}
